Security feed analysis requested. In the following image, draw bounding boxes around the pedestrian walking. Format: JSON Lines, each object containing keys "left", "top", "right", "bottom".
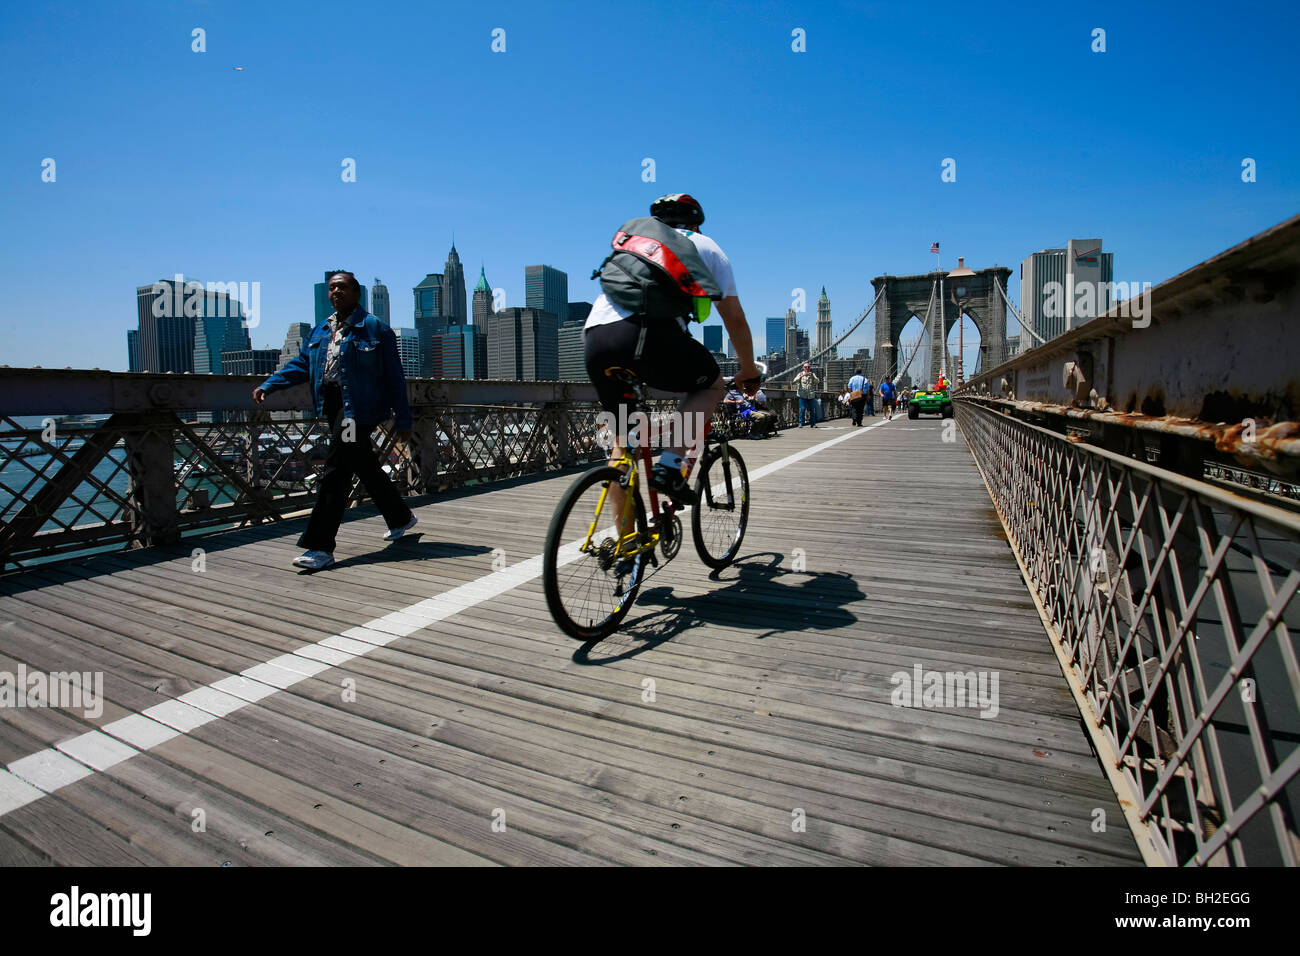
{"left": 846, "top": 368, "right": 869, "bottom": 426}
{"left": 253, "top": 270, "right": 417, "bottom": 570}
{"left": 879, "top": 375, "right": 898, "bottom": 421}
{"left": 864, "top": 377, "right": 876, "bottom": 417}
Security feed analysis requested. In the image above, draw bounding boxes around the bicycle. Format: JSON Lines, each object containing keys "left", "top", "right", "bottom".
{"left": 541, "top": 367, "right": 757, "bottom": 641}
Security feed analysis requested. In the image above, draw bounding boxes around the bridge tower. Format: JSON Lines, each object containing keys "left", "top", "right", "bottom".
{"left": 870, "top": 266, "right": 1011, "bottom": 386}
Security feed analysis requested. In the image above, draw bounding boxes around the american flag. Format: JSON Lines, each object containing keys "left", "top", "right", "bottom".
{"left": 930, "top": 242, "right": 939, "bottom": 254}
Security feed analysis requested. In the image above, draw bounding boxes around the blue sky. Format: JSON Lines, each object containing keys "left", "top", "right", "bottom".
{"left": 2, "top": 0, "right": 1297, "bottom": 372}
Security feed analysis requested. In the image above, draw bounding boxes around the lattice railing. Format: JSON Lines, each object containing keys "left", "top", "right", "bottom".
{"left": 957, "top": 400, "right": 1300, "bottom": 866}
{"left": 0, "top": 374, "right": 843, "bottom": 569}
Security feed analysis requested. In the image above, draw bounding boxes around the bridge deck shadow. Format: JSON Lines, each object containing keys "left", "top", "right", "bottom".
{"left": 0, "top": 415, "right": 1142, "bottom": 866}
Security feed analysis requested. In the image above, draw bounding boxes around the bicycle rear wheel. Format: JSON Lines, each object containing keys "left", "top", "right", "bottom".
{"left": 543, "top": 466, "right": 649, "bottom": 641}
{"left": 690, "top": 443, "right": 750, "bottom": 569}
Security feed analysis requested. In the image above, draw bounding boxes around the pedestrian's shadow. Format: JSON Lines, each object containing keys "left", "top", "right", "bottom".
{"left": 572, "top": 551, "right": 862, "bottom": 664}
{"left": 323, "top": 535, "right": 494, "bottom": 572}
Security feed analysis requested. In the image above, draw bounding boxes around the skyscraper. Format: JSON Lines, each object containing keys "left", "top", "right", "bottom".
{"left": 1020, "top": 240, "right": 1114, "bottom": 349}
{"left": 432, "top": 324, "right": 488, "bottom": 380}
{"left": 190, "top": 284, "right": 248, "bottom": 376}
{"left": 702, "top": 325, "right": 723, "bottom": 353}
{"left": 219, "top": 349, "right": 281, "bottom": 376}
{"left": 557, "top": 322, "right": 586, "bottom": 382}
{"left": 414, "top": 272, "right": 445, "bottom": 320}
{"left": 136, "top": 276, "right": 202, "bottom": 373}
{"left": 443, "top": 243, "right": 467, "bottom": 325}
{"left": 765, "top": 316, "right": 786, "bottom": 357}
{"left": 279, "top": 322, "right": 312, "bottom": 370}
{"left": 525, "top": 265, "right": 567, "bottom": 324}
{"left": 127, "top": 330, "right": 140, "bottom": 372}
{"left": 784, "top": 308, "right": 798, "bottom": 363}
{"left": 472, "top": 266, "right": 493, "bottom": 327}
{"left": 194, "top": 307, "right": 250, "bottom": 374}
{"left": 371, "top": 278, "right": 390, "bottom": 326}
{"left": 393, "top": 328, "right": 422, "bottom": 379}
{"left": 314, "top": 281, "right": 330, "bottom": 327}
{"left": 556, "top": 303, "right": 591, "bottom": 382}
{"left": 487, "top": 308, "right": 559, "bottom": 381}
{"left": 816, "top": 286, "right": 832, "bottom": 360}
{"left": 413, "top": 272, "right": 448, "bottom": 378}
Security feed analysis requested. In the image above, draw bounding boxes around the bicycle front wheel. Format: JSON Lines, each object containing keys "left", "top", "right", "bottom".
{"left": 690, "top": 443, "right": 750, "bottom": 569}
{"left": 542, "top": 466, "right": 649, "bottom": 641}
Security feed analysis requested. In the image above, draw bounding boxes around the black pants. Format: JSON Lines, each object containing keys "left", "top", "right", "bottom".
{"left": 299, "top": 385, "right": 413, "bottom": 553}
{"left": 584, "top": 316, "right": 720, "bottom": 414}
{"left": 850, "top": 397, "right": 867, "bottom": 426}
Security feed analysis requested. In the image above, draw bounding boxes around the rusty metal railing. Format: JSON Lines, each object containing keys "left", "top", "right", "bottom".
{"left": 0, "top": 370, "right": 843, "bottom": 569}
{"left": 957, "top": 398, "right": 1300, "bottom": 866}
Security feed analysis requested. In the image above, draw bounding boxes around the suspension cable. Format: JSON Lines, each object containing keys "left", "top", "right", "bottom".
{"left": 996, "top": 275, "right": 1046, "bottom": 346}
{"left": 893, "top": 280, "right": 936, "bottom": 384}
{"left": 766, "top": 283, "right": 887, "bottom": 383}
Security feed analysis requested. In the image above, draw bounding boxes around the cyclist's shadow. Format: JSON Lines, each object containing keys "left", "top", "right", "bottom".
{"left": 572, "top": 551, "right": 863, "bottom": 665}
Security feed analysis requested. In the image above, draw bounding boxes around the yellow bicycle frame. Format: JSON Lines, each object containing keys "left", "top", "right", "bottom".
{"left": 581, "top": 451, "right": 660, "bottom": 559}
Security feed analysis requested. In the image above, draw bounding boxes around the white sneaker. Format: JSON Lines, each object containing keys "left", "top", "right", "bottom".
{"left": 292, "top": 550, "right": 335, "bottom": 570}
{"left": 383, "top": 515, "right": 418, "bottom": 541}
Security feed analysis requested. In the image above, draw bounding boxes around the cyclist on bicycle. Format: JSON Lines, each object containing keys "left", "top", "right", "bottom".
{"left": 585, "top": 193, "right": 761, "bottom": 504}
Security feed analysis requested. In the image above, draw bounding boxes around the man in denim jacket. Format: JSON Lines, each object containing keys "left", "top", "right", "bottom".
{"left": 254, "top": 270, "right": 416, "bottom": 570}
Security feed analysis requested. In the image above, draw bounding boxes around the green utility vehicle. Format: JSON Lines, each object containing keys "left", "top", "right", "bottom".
{"left": 907, "top": 388, "right": 954, "bottom": 419}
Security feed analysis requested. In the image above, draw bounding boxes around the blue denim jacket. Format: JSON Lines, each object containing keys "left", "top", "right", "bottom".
{"left": 258, "top": 308, "right": 413, "bottom": 431}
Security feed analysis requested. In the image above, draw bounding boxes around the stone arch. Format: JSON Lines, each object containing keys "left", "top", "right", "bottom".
{"left": 870, "top": 267, "right": 1011, "bottom": 385}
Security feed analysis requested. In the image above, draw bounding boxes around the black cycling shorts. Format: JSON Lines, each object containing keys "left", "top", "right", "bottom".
{"left": 584, "top": 317, "right": 721, "bottom": 414}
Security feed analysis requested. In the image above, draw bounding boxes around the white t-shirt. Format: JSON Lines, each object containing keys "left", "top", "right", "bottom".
{"left": 585, "top": 228, "right": 738, "bottom": 330}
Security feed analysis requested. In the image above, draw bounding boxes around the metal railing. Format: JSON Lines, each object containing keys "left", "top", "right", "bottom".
{"left": 957, "top": 399, "right": 1300, "bottom": 866}
{"left": 0, "top": 369, "right": 844, "bottom": 569}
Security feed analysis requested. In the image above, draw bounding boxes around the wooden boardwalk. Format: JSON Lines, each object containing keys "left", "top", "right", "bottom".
{"left": 0, "top": 415, "right": 1142, "bottom": 866}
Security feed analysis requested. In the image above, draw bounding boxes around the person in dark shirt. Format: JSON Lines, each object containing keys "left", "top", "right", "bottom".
{"left": 254, "top": 271, "right": 416, "bottom": 570}
{"left": 879, "top": 375, "right": 898, "bottom": 421}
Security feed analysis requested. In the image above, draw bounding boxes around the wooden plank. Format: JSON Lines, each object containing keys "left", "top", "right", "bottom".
{"left": 5, "top": 580, "right": 1133, "bottom": 863}
{"left": 0, "top": 418, "right": 1143, "bottom": 864}
{"left": 0, "top": 717, "right": 167, "bottom": 866}
{"left": 0, "top": 603, "right": 720, "bottom": 865}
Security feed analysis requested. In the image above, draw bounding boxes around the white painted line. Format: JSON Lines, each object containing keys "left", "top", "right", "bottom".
{"left": 56, "top": 731, "right": 139, "bottom": 772}
{"left": 142, "top": 699, "right": 218, "bottom": 734}
{"left": 291, "top": 644, "right": 357, "bottom": 667}
{"left": 320, "top": 634, "right": 380, "bottom": 656}
{"left": 340, "top": 625, "right": 404, "bottom": 646}
{"left": 269, "top": 653, "right": 334, "bottom": 680}
{"left": 102, "top": 713, "right": 180, "bottom": 750}
{"left": 177, "top": 686, "right": 251, "bottom": 718}
{"left": 0, "top": 418, "right": 885, "bottom": 819}
{"left": 209, "top": 675, "right": 279, "bottom": 704}
{"left": 8, "top": 749, "right": 95, "bottom": 792}
{"left": 0, "top": 769, "right": 45, "bottom": 815}
{"left": 240, "top": 661, "right": 311, "bottom": 690}
{"left": 748, "top": 416, "right": 888, "bottom": 483}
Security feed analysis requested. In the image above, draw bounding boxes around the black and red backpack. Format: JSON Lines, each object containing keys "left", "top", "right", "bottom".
{"left": 591, "top": 217, "right": 724, "bottom": 322}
